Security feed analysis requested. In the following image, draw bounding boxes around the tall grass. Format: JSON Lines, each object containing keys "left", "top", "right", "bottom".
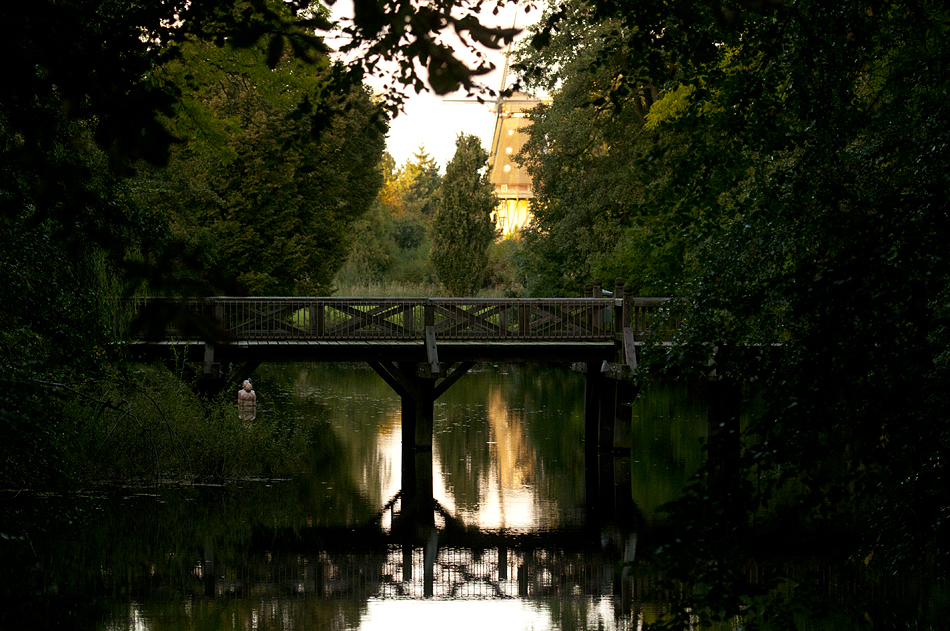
{"left": 332, "top": 280, "right": 442, "bottom": 297}
{"left": 332, "top": 280, "right": 515, "bottom": 298}
{"left": 64, "top": 365, "right": 324, "bottom": 484}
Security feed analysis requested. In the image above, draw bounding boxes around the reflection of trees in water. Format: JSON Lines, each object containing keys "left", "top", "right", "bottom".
{"left": 261, "top": 361, "right": 591, "bottom": 530}
{"left": 487, "top": 388, "right": 535, "bottom": 493}
{"left": 262, "top": 362, "right": 403, "bottom": 514}
{"left": 98, "top": 533, "right": 640, "bottom": 630}
{"left": 1, "top": 478, "right": 641, "bottom": 630}
{"left": 628, "top": 384, "right": 708, "bottom": 521}
{"left": 433, "top": 363, "right": 588, "bottom": 529}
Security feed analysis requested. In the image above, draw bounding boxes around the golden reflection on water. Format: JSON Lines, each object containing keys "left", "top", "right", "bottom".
{"left": 367, "top": 382, "right": 545, "bottom": 532}
{"left": 94, "top": 362, "right": 678, "bottom": 631}
{"left": 451, "top": 387, "right": 540, "bottom": 531}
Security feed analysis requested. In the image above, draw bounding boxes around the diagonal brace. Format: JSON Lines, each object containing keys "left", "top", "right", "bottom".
{"left": 433, "top": 362, "right": 476, "bottom": 400}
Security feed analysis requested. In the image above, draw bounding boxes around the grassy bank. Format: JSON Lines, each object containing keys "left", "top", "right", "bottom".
{"left": 60, "top": 365, "right": 324, "bottom": 485}
{"left": 332, "top": 280, "right": 516, "bottom": 298}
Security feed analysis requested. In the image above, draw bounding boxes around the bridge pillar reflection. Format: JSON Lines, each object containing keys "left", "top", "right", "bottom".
{"left": 370, "top": 360, "right": 474, "bottom": 452}
{"left": 584, "top": 361, "right": 641, "bottom": 526}
{"left": 371, "top": 359, "right": 476, "bottom": 537}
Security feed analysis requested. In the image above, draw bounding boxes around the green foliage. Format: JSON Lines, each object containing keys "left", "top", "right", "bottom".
{"left": 0, "top": 0, "right": 440, "bottom": 487}
{"left": 65, "top": 365, "right": 326, "bottom": 482}
{"left": 132, "top": 37, "right": 386, "bottom": 296}
{"left": 483, "top": 236, "right": 526, "bottom": 297}
{"left": 336, "top": 0, "right": 520, "bottom": 109}
{"left": 512, "top": 2, "right": 701, "bottom": 297}
{"left": 430, "top": 134, "right": 497, "bottom": 296}
{"left": 394, "top": 146, "right": 443, "bottom": 217}
{"left": 516, "top": 0, "right": 950, "bottom": 624}
{"left": 335, "top": 149, "right": 442, "bottom": 290}
{"left": 336, "top": 198, "right": 400, "bottom": 286}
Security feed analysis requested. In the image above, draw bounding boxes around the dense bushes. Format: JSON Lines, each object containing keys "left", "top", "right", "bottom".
{"left": 60, "top": 366, "right": 327, "bottom": 484}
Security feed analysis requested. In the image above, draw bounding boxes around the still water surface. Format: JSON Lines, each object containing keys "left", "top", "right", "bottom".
{"left": 5, "top": 363, "right": 708, "bottom": 631}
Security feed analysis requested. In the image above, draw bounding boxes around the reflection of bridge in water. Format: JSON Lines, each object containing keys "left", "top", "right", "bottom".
{"left": 116, "top": 281, "right": 672, "bottom": 460}
{"left": 196, "top": 497, "right": 648, "bottom": 610}
{"left": 115, "top": 284, "right": 736, "bottom": 561}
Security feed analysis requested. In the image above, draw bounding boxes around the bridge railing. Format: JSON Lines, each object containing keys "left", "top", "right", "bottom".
{"left": 623, "top": 297, "right": 678, "bottom": 340}
{"left": 113, "top": 296, "right": 674, "bottom": 343}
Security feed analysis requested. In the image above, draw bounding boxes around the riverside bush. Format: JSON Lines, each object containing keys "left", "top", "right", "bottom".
{"left": 65, "top": 365, "right": 322, "bottom": 484}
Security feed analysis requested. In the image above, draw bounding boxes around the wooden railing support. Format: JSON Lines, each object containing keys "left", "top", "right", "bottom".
{"left": 311, "top": 304, "right": 325, "bottom": 336}
{"left": 117, "top": 296, "right": 644, "bottom": 343}
{"left": 518, "top": 303, "right": 530, "bottom": 334}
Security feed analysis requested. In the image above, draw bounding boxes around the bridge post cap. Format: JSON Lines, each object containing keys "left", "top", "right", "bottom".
{"left": 623, "top": 284, "right": 633, "bottom": 294}
{"left": 592, "top": 277, "right": 602, "bottom": 286}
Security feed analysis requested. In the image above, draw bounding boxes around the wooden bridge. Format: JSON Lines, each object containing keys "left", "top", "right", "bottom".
{"left": 118, "top": 293, "right": 670, "bottom": 368}
{"left": 116, "top": 287, "right": 672, "bottom": 464}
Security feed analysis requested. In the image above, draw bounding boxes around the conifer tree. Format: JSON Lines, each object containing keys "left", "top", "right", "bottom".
{"left": 430, "top": 134, "right": 497, "bottom": 296}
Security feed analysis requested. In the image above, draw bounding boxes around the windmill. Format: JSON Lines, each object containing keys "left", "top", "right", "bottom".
{"left": 443, "top": 15, "right": 544, "bottom": 237}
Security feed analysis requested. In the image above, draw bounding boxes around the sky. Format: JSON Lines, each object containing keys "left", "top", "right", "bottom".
{"left": 326, "top": 2, "right": 542, "bottom": 171}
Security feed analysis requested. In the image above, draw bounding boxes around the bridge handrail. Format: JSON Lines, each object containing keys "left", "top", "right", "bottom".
{"left": 113, "top": 296, "right": 673, "bottom": 343}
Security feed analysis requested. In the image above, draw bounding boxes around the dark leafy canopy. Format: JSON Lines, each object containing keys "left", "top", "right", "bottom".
{"left": 132, "top": 38, "right": 385, "bottom": 296}
{"left": 0, "top": 0, "right": 518, "bottom": 486}
{"left": 516, "top": 0, "right": 950, "bottom": 624}
{"left": 431, "top": 134, "right": 497, "bottom": 296}
{"left": 512, "top": 2, "right": 673, "bottom": 296}
{"left": 337, "top": 0, "right": 523, "bottom": 101}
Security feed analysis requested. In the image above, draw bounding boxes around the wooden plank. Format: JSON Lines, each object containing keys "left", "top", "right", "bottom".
{"left": 623, "top": 327, "right": 638, "bottom": 371}
{"left": 425, "top": 326, "right": 440, "bottom": 374}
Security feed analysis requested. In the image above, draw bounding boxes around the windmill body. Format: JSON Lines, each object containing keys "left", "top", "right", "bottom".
{"left": 488, "top": 92, "right": 541, "bottom": 238}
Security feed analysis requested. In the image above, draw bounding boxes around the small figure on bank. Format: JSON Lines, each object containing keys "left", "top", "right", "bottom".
{"left": 238, "top": 380, "right": 257, "bottom": 421}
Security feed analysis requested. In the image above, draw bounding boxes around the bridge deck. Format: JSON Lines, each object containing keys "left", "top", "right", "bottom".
{"left": 122, "top": 339, "right": 619, "bottom": 364}
{"left": 115, "top": 296, "right": 672, "bottom": 367}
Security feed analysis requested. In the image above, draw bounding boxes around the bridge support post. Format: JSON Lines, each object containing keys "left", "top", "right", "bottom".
{"left": 599, "top": 370, "right": 616, "bottom": 451}
{"left": 584, "top": 363, "right": 604, "bottom": 449}
{"left": 369, "top": 359, "right": 476, "bottom": 529}
{"left": 613, "top": 378, "right": 638, "bottom": 452}
{"left": 592, "top": 363, "right": 639, "bottom": 453}
{"left": 584, "top": 357, "right": 641, "bottom": 522}
{"left": 414, "top": 375, "right": 435, "bottom": 451}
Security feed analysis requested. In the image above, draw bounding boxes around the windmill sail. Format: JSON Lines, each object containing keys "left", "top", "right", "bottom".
{"left": 441, "top": 11, "right": 542, "bottom": 238}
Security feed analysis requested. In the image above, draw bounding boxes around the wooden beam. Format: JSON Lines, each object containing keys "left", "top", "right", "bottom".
{"left": 623, "top": 327, "right": 637, "bottom": 370}
{"left": 367, "top": 361, "right": 417, "bottom": 399}
{"left": 203, "top": 343, "right": 215, "bottom": 375}
{"left": 228, "top": 361, "right": 261, "bottom": 391}
{"left": 433, "top": 362, "right": 476, "bottom": 400}
{"left": 425, "top": 326, "right": 440, "bottom": 375}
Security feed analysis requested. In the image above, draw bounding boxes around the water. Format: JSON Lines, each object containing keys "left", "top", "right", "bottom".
{"left": 0, "top": 363, "right": 708, "bottom": 631}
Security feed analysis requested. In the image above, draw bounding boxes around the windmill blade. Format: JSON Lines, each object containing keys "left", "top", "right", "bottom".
{"left": 490, "top": 13, "right": 519, "bottom": 158}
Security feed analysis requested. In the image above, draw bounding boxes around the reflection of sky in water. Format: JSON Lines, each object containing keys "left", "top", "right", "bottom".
{"left": 368, "top": 384, "right": 549, "bottom": 532}
{"left": 93, "top": 363, "right": 673, "bottom": 631}
{"left": 359, "top": 600, "right": 555, "bottom": 631}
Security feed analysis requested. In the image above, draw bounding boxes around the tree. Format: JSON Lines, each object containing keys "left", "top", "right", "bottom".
{"left": 512, "top": 0, "right": 950, "bottom": 624}
{"left": 336, "top": 150, "right": 442, "bottom": 289}
{"left": 393, "top": 146, "right": 443, "bottom": 217}
{"left": 431, "top": 134, "right": 497, "bottom": 296}
{"left": 0, "top": 0, "right": 514, "bottom": 486}
{"left": 512, "top": 0, "right": 717, "bottom": 297}
{"left": 132, "top": 38, "right": 386, "bottom": 296}
{"left": 389, "top": 147, "right": 442, "bottom": 254}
